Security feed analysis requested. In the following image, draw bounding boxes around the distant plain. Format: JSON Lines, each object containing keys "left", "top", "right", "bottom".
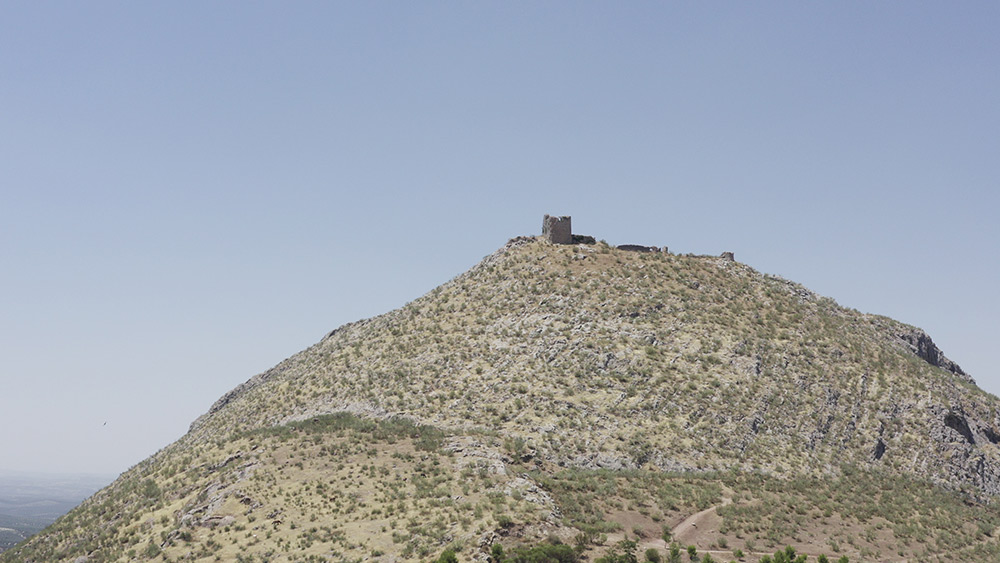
{"left": 0, "top": 471, "right": 111, "bottom": 553}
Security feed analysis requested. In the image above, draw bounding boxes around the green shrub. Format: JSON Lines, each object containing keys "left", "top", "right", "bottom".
{"left": 506, "top": 542, "right": 578, "bottom": 563}
{"left": 143, "top": 541, "right": 161, "bottom": 558}
{"left": 140, "top": 479, "right": 161, "bottom": 499}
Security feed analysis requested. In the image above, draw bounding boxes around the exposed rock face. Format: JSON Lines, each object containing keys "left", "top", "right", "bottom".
{"left": 897, "top": 328, "right": 971, "bottom": 382}
{"left": 944, "top": 411, "right": 975, "bottom": 444}
{"left": 872, "top": 438, "right": 887, "bottom": 460}
{"left": 923, "top": 403, "right": 1000, "bottom": 496}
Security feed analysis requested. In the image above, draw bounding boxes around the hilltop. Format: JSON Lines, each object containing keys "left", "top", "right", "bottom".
{"left": 6, "top": 231, "right": 1000, "bottom": 563}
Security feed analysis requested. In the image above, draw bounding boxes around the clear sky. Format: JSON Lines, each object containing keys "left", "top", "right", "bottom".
{"left": 2, "top": 2, "right": 998, "bottom": 476}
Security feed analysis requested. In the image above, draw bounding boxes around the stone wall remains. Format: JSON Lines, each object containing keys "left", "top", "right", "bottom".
{"left": 618, "top": 244, "right": 663, "bottom": 253}
{"left": 542, "top": 215, "right": 572, "bottom": 244}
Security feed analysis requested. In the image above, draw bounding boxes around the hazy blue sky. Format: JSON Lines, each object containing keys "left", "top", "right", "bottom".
{"left": 2, "top": 3, "right": 998, "bottom": 476}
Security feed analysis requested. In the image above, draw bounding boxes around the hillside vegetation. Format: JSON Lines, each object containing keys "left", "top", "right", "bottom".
{"left": 7, "top": 237, "right": 1000, "bottom": 562}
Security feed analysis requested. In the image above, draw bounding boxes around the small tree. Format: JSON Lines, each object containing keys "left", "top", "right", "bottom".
{"left": 595, "top": 539, "right": 638, "bottom": 563}
{"left": 491, "top": 543, "right": 505, "bottom": 563}
{"left": 668, "top": 543, "right": 682, "bottom": 563}
{"left": 437, "top": 549, "right": 459, "bottom": 563}
{"left": 645, "top": 548, "right": 662, "bottom": 563}
{"left": 686, "top": 545, "right": 697, "bottom": 561}
{"left": 619, "top": 539, "right": 638, "bottom": 563}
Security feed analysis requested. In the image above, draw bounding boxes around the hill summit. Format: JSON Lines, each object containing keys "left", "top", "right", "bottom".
{"left": 8, "top": 222, "right": 1000, "bottom": 562}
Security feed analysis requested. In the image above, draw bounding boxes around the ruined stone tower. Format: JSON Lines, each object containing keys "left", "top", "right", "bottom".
{"left": 542, "top": 215, "right": 572, "bottom": 244}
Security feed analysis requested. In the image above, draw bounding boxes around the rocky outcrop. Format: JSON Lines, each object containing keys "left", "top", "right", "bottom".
{"left": 617, "top": 244, "right": 661, "bottom": 253}
{"left": 896, "top": 328, "right": 972, "bottom": 383}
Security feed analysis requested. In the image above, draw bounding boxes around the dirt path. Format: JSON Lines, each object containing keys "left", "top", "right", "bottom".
{"left": 670, "top": 496, "right": 732, "bottom": 543}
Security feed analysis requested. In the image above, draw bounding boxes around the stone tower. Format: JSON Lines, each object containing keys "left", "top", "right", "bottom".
{"left": 542, "top": 215, "right": 572, "bottom": 244}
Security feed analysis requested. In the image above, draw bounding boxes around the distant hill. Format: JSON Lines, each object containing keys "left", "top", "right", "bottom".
{"left": 6, "top": 235, "right": 1000, "bottom": 562}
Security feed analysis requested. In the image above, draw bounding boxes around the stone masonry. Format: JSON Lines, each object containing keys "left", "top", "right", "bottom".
{"left": 542, "top": 215, "right": 572, "bottom": 244}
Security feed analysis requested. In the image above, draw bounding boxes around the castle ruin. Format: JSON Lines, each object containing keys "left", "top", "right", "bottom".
{"left": 542, "top": 215, "right": 732, "bottom": 259}
{"left": 542, "top": 215, "right": 572, "bottom": 244}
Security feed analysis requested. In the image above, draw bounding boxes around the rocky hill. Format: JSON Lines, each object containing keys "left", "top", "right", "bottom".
{"left": 7, "top": 236, "right": 1000, "bottom": 562}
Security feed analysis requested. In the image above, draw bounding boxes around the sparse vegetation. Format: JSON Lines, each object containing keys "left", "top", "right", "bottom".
{"left": 6, "top": 238, "right": 1000, "bottom": 562}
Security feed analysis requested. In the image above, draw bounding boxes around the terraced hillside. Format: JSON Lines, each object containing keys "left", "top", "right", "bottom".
{"left": 7, "top": 236, "right": 1000, "bottom": 562}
